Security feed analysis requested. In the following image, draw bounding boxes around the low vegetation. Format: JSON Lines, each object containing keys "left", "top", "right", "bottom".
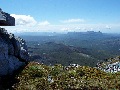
{"left": 13, "top": 62, "right": 120, "bottom": 90}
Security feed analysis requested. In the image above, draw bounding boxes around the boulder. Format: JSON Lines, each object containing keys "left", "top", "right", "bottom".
{"left": 0, "top": 28, "right": 29, "bottom": 76}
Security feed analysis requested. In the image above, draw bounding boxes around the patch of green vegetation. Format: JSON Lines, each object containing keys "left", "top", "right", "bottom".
{"left": 28, "top": 42, "right": 98, "bottom": 67}
{"left": 13, "top": 62, "right": 120, "bottom": 90}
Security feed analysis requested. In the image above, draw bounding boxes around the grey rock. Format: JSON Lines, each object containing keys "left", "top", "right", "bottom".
{"left": 0, "top": 59, "right": 9, "bottom": 75}
{"left": 0, "top": 8, "right": 15, "bottom": 26}
{"left": 0, "top": 39, "right": 8, "bottom": 59}
{"left": 0, "top": 28, "right": 29, "bottom": 76}
{"left": 8, "top": 55, "right": 25, "bottom": 74}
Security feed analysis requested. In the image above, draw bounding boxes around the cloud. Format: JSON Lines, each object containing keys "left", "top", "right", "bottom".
{"left": 61, "top": 28, "right": 71, "bottom": 31}
{"left": 3, "top": 14, "right": 120, "bottom": 33}
{"left": 60, "top": 19, "right": 85, "bottom": 23}
{"left": 105, "top": 25, "right": 111, "bottom": 29}
{"left": 38, "top": 21, "right": 50, "bottom": 26}
{"left": 11, "top": 14, "right": 37, "bottom": 26}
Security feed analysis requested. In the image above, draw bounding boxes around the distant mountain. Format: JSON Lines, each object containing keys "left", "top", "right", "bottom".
{"left": 20, "top": 31, "right": 120, "bottom": 67}
{"left": 14, "top": 32, "right": 66, "bottom": 36}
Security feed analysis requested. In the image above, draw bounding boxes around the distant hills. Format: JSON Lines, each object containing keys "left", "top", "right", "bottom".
{"left": 15, "top": 31, "right": 120, "bottom": 36}
{"left": 28, "top": 42, "right": 97, "bottom": 67}
{"left": 17, "top": 31, "right": 120, "bottom": 67}
{"left": 14, "top": 32, "right": 66, "bottom": 36}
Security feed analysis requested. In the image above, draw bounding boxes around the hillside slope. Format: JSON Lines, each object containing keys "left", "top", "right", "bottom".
{"left": 28, "top": 42, "right": 97, "bottom": 67}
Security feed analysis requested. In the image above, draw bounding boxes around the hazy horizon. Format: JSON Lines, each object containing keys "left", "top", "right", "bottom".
{"left": 1, "top": 0, "right": 120, "bottom": 33}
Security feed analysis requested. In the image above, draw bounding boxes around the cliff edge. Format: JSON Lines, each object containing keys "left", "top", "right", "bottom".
{"left": 0, "top": 28, "right": 29, "bottom": 76}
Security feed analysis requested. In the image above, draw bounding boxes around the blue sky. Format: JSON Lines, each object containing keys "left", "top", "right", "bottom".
{"left": 1, "top": 0, "right": 120, "bottom": 33}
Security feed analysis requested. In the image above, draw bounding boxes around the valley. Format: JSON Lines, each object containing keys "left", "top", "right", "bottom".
{"left": 18, "top": 31, "right": 120, "bottom": 67}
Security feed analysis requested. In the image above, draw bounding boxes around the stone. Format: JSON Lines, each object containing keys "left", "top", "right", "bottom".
{"left": 0, "top": 59, "right": 9, "bottom": 75}
{"left": 0, "top": 8, "right": 15, "bottom": 26}
{"left": 8, "top": 55, "right": 25, "bottom": 74}
{"left": 0, "top": 28, "right": 29, "bottom": 76}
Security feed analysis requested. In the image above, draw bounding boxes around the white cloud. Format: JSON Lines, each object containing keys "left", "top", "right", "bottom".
{"left": 105, "top": 25, "right": 111, "bottom": 29}
{"left": 11, "top": 14, "right": 37, "bottom": 26}
{"left": 3, "top": 23, "right": 120, "bottom": 33}
{"left": 61, "top": 19, "right": 85, "bottom": 23}
{"left": 61, "top": 28, "right": 71, "bottom": 31}
{"left": 3, "top": 14, "right": 120, "bottom": 33}
{"left": 38, "top": 21, "right": 50, "bottom": 26}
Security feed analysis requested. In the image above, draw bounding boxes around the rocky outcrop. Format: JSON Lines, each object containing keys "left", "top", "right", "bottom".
{"left": 0, "top": 27, "right": 29, "bottom": 76}
{"left": 96, "top": 56, "right": 120, "bottom": 73}
{"left": 0, "top": 8, "right": 15, "bottom": 26}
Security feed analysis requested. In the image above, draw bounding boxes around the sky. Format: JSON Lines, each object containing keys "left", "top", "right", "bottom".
{"left": 0, "top": 0, "right": 120, "bottom": 33}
